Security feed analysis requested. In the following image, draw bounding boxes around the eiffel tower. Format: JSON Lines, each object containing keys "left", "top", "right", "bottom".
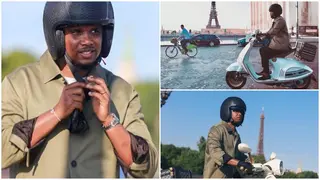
{"left": 206, "top": 2, "right": 221, "bottom": 29}
{"left": 257, "top": 107, "right": 265, "bottom": 156}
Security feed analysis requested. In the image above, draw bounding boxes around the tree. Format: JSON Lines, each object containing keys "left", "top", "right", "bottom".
{"left": 161, "top": 137, "right": 207, "bottom": 175}
{"left": 296, "top": 171, "right": 318, "bottom": 178}
{"left": 2, "top": 51, "right": 37, "bottom": 80}
{"left": 161, "top": 156, "right": 169, "bottom": 170}
{"left": 277, "top": 170, "right": 318, "bottom": 178}
{"left": 197, "top": 136, "right": 206, "bottom": 153}
{"left": 278, "top": 171, "right": 297, "bottom": 178}
{"left": 251, "top": 154, "right": 266, "bottom": 164}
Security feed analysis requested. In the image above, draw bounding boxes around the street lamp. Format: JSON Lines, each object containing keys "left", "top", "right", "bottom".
{"left": 296, "top": 1, "right": 299, "bottom": 39}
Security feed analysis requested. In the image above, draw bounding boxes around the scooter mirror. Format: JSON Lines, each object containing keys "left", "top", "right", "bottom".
{"left": 270, "top": 152, "right": 277, "bottom": 160}
{"left": 238, "top": 143, "right": 252, "bottom": 153}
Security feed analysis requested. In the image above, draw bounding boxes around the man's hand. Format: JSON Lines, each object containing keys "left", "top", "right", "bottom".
{"left": 85, "top": 76, "right": 111, "bottom": 125}
{"left": 54, "top": 82, "right": 86, "bottom": 120}
{"left": 237, "top": 161, "right": 253, "bottom": 173}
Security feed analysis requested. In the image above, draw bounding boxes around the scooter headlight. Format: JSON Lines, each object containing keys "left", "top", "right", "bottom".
{"left": 263, "top": 159, "right": 284, "bottom": 176}
{"left": 280, "top": 161, "right": 284, "bottom": 175}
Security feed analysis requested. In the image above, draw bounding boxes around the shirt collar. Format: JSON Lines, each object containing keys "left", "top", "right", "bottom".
{"left": 220, "top": 120, "right": 237, "bottom": 134}
{"left": 40, "top": 50, "right": 62, "bottom": 84}
{"left": 40, "top": 50, "right": 104, "bottom": 84}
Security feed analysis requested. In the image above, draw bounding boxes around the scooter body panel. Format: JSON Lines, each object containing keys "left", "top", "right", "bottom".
{"left": 233, "top": 40, "right": 313, "bottom": 85}
{"left": 226, "top": 62, "right": 245, "bottom": 72}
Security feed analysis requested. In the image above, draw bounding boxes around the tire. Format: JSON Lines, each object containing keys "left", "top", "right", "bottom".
{"left": 209, "top": 41, "right": 215, "bottom": 47}
{"left": 165, "top": 46, "right": 178, "bottom": 58}
{"left": 226, "top": 71, "right": 247, "bottom": 89}
{"left": 186, "top": 47, "right": 198, "bottom": 57}
{"left": 294, "top": 76, "right": 311, "bottom": 89}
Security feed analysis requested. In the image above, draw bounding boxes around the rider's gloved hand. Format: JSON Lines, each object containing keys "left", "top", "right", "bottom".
{"left": 237, "top": 161, "right": 253, "bottom": 174}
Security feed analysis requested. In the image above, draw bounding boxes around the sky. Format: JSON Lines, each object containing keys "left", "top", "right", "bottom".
{"left": 161, "top": 2, "right": 251, "bottom": 31}
{"left": 2, "top": 2, "right": 159, "bottom": 82}
{"left": 161, "top": 91, "right": 319, "bottom": 173}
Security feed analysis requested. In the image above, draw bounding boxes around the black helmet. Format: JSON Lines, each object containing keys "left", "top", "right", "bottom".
{"left": 220, "top": 97, "right": 246, "bottom": 126}
{"left": 269, "top": 4, "right": 282, "bottom": 17}
{"left": 43, "top": 2, "right": 114, "bottom": 61}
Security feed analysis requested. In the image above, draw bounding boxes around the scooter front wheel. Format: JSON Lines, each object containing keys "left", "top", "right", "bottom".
{"left": 226, "top": 71, "right": 247, "bottom": 89}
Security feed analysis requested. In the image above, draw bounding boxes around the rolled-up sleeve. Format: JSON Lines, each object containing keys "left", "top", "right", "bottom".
{"left": 207, "top": 126, "right": 225, "bottom": 166}
{"left": 129, "top": 133, "right": 149, "bottom": 164}
{"left": 122, "top": 88, "right": 158, "bottom": 178}
{"left": 2, "top": 77, "right": 29, "bottom": 168}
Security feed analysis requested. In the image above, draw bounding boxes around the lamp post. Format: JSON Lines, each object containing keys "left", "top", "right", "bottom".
{"left": 296, "top": 2, "right": 299, "bottom": 39}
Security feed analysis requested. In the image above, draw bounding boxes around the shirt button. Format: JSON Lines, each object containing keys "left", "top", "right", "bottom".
{"left": 71, "top": 160, "right": 77, "bottom": 167}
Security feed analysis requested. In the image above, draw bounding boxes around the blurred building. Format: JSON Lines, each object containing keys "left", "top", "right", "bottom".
{"left": 296, "top": 161, "right": 303, "bottom": 173}
{"left": 116, "top": 33, "right": 137, "bottom": 84}
{"left": 200, "top": 28, "right": 248, "bottom": 35}
{"left": 251, "top": 2, "right": 318, "bottom": 32}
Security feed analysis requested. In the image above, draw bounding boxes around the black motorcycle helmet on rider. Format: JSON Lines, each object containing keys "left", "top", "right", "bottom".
{"left": 269, "top": 4, "right": 282, "bottom": 18}
{"left": 220, "top": 97, "right": 246, "bottom": 127}
{"left": 43, "top": 2, "right": 114, "bottom": 65}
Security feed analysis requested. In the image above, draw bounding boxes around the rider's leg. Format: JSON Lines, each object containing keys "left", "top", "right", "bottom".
{"left": 258, "top": 47, "right": 273, "bottom": 79}
{"left": 258, "top": 47, "right": 270, "bottom": 74}
{"left": 181, "top": 40, "right": 188, "bottom": 53}
{"left": 258, "top": 47, "right": 286, "bottom": 79}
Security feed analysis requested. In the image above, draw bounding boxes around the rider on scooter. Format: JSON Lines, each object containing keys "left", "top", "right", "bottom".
{"left": 257, "top": 4, "right": 290, "bottom": 80}
{"left": 179, "top": 24, "right": 191, "bottom": 54}
{"left": 203, "top": 97, "right": 253, "bottom": 178}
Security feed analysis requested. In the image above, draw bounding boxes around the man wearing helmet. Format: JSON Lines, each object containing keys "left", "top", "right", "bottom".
{"left": 203, "top": 97, "right": 253, "bottom": 178}
{"left": 257, "top": 4, "right": 290, "bottom": 80}
{"left": 2, "top": 2, "right": 158, "bottom": 178}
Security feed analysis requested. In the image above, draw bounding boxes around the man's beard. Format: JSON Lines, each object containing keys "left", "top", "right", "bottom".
{"left": 72, "top": 60, "right": 97, "bottom": 70}
{"left": 65, "top": 54, "right": 99, "bottom": 71}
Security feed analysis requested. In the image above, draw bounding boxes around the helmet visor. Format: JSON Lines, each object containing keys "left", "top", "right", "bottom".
{"left": 230, "top": 106, "right": 245, "bottom": 115}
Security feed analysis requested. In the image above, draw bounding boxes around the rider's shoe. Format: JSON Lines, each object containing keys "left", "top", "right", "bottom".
{"left": 256, "top": 71, "right": 264, "bottom": 75}
{"left": 258, "top": 72, "right": 271, "bottom": 80}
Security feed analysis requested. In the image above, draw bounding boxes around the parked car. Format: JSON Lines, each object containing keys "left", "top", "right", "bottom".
{"left": 191, "top": 34, "right": 220, "bottom": 47}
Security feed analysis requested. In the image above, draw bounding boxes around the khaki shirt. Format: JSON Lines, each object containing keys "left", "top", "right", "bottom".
{"left": 267, "top": 16, "right": 290, "bottom": 51}
{"left": 203, "top": 121, "right": 248, "bottom": 178}
{"left": 2, "top": 50, "right": 158, "bottom": 178}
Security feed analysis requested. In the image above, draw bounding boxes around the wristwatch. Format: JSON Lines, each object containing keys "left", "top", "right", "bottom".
{"left": 102, "top": 113, "right": 120, "bottom": 131}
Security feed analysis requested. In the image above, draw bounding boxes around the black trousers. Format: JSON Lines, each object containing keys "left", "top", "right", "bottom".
{"left": 259, "top": 47, "right": 287, "bottom": 73}
{"left": 180, "top": 39, "right": 190, "bottom": 52}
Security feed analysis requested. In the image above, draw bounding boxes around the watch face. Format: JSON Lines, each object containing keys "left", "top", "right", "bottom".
{"left": 111, "top": 114, "right": 120, "bottom": 126}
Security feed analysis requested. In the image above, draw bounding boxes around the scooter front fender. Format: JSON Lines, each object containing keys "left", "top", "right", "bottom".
{"left": 226, "top": 62, "right": 244, "bottom": 72}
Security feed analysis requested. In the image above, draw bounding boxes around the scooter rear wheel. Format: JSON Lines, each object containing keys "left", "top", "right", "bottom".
{"left": 294, "top": 76, "right": 311, "bottom": 89}
{"left": 226, "top": 71, "right": 247, "bottom": 89}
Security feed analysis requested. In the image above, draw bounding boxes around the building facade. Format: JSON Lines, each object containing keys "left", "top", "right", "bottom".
{"left": 251, "top": 2, "right": 318, "bottom": 32}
